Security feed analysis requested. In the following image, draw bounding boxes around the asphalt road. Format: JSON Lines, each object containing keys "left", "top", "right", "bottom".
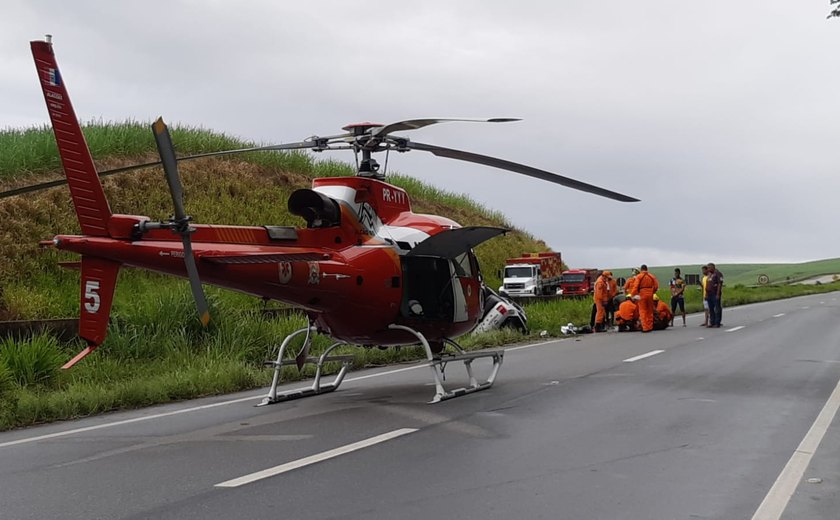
{"left": 1, "top": 292, "right": 839, "bottom": 520}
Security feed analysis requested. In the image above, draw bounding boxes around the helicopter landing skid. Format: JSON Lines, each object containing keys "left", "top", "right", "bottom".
{"left": 388, "top": 324, "right": 504, "bottom": 403}
{"left": 259, "top": 326, "right": 353, "bottom": 406}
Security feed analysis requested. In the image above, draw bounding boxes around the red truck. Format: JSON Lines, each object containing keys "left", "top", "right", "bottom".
{"left": 499, "top": 252, "right": 563, "bottom": 297}
{"left": 559, "top": 268, "right": 599, "bottom": 297}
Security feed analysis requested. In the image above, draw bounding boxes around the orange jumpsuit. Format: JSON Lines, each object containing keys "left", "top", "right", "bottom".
{"left": 653, "top": 300, "right": 672, "bottom": 330}
{"left": 615, "top": 299, "right": 640, "bottom": 331}
{"left": 593, "top": 275, "right": 610, "bottom": 328}
{"left": 624, "top": 275, "right": 636, "bottom": 295}
{"left": 608, "top": 278, "right": 618, "bottom": 300}
{"left": 628, "top": 271, "right": 659, "bottom": 332}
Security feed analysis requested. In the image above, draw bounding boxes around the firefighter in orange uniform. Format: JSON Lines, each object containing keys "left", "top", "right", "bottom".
{"left": 627, "top": 264, "right": 659, "bottom": 332}
{"left": 653, "top": 294, "right": 672, "bottom": 330}
{"left": 593, "top": 271, "right": 611, "bottom": 332}
{"left": 615, "top": 297, "right": 640, "bottom": 331}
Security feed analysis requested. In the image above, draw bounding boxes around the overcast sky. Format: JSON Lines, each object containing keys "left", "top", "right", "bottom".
{"left": 2, "top": 1, "right": 838, "bottom": 268}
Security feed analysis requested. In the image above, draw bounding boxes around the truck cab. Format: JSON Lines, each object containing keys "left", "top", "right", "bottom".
{"left": 559, "top": 268, "right": 598, "bottom": 297}
{"left": 500, "top": 264, "right": 542, "bottom": 297}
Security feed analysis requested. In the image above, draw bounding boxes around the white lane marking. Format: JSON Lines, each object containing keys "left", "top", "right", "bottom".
{"left": 801, "top": 306, "right": 810, "bottom": 310}
{"left": 506, "top": 338, "right": 569, "bottom": 352}
{"left": 623, "top": 350, "right": 664, "bottom": 363}
{"left": 773, "top": 313, "right": 785, "bottom": 318}
{"left": 0, "top": 340, "right": 557, "bottom": 449}
{"left": 215, "top": 428, "right": 417, "bottom": 488}
{"left": 751, "top": 374, "right": 840, "bottom": 520}
{"left": 727, "top": 326, "right": 745, "bottom": 332}
{"left": 0, "top": 394, "right": 261, "bottom": 449}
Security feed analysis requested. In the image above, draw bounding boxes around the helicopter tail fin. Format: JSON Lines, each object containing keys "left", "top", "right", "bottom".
{"left": 31, "top": 38, "right": 112, "bottom": 237}
{"left": 63, "top": 255, "right": 121, "bottom": 369}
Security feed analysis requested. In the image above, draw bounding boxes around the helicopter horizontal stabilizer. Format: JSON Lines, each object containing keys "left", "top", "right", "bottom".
{"left": 201, "top": 251, "right": 332, "bottom": 264}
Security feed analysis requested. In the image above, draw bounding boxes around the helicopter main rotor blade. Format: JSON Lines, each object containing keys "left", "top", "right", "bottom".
{"left": 372, "top": 118, "right": 520, "bottom": 138}
{"left": 0, "top": 141, "right": 318, "bottom": 201}
{"left": 406, "top": 141, "right": 640, "bottom": 203}
{"left": 151, "top": 117, "right": 211, "bottom": 327}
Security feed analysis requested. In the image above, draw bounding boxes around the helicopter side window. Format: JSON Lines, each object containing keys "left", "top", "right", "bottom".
{"left": 453, "top": 252, "right": 472, "bottom": 278}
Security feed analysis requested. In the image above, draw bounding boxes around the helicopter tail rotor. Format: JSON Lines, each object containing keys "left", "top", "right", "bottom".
{"left": 150, "top": 117, "right": 211, "bottom": 327}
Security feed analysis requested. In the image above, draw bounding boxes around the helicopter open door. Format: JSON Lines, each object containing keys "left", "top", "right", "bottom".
{"left": 401, "top": 226, "right": 507, "bottom": 322}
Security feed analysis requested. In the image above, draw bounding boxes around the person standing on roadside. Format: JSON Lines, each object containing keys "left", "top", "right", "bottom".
{"left": 627, "top": 264, "right": 659, "bottom": 333}
{"left": 700, "top": 264, "right": 710, "bottom": 327}
{"left": 669, "top": 268, "right": 686, "bottom": 327}
{"left": 705, "top": 263, "right": 723, "bottom": 328}
{"left": 593, "top": 271, "right": 611, "bottom": 332}
{"left": 606, "top": 271, "right": 618, "bottom": 326}
{"left": 625, "top": 267, "right": 640, "bottom": 295}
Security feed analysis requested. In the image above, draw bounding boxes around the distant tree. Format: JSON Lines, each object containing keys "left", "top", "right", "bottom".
{"left": 830, "top": 0, "right": 840, "bottom": 19}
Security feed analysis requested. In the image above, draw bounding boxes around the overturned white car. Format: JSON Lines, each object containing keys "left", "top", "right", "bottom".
{"left": 473, "top": 287, "right": 529, "bottom": 335}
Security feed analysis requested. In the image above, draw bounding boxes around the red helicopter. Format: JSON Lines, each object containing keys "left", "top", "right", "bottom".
{"left": 25, "top": 37, "right": 638, "bottom": 404}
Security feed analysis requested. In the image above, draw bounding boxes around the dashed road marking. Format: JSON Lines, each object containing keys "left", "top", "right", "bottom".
{"left": 215, "top": 428, "right": 418, "bottom": 487}
{"left": 773, "top": 313, "right": 785, "bottom": 318}
{"left": 623, "top": 350, "right": 664, "bottom": 363}
{"left": 727, "top": 326, "right": 745, "bottom": 332}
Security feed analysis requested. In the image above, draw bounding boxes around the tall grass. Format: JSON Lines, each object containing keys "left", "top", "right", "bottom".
{"left": 0, "top": 334, "right": 65, "bottom": 387}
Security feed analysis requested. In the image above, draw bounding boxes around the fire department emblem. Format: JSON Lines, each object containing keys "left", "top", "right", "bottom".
{"left": 278, "top": 262, "right": 292, "bottom": 284}
{"left": 308, "top": 262, "right": 320, "bottom": 285}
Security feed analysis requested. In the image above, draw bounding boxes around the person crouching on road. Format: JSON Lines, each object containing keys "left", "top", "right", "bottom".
{"left": 593, "top": 270, "right": 612, "bottom": 332}
{"left": 615, "top": 296, "right": 640, "bottom": 331}
{"left": 653, "top": 294, "right": 673, "bottom": 330}
{"left": 627, "top": 264, "right": 659, "bottom": 333}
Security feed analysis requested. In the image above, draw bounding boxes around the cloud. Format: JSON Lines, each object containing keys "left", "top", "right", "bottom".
{"left": 2, "top": 0, "right": 839, "bottom": 268}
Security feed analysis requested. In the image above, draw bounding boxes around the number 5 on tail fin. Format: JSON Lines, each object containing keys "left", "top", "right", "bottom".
{"left": 63, "top": 256, "right": 121, "bottom": 369}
